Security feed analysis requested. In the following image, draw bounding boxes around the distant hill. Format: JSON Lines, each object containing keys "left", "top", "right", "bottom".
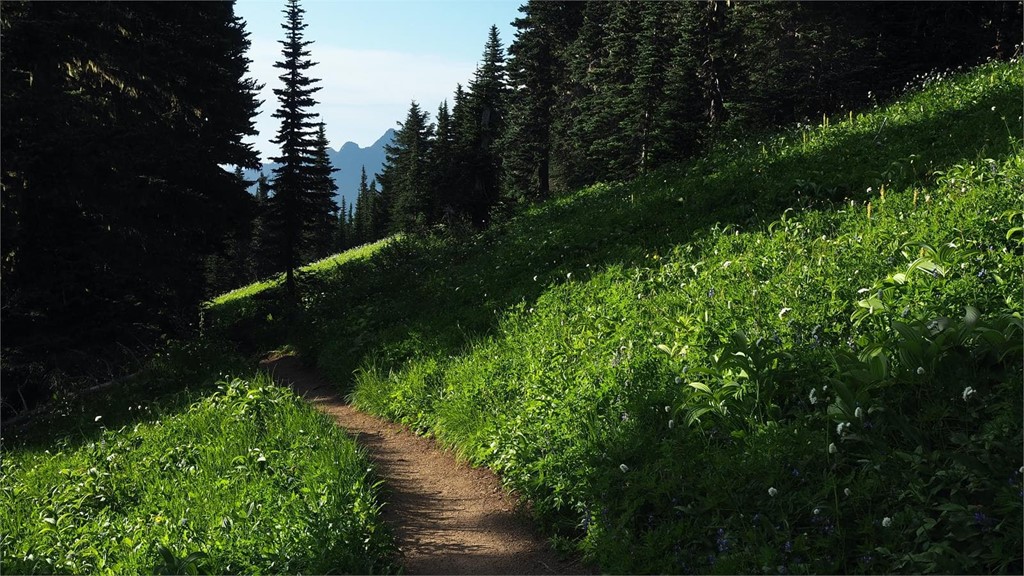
{"left": 245, "top": 128, "right": 394, "bottom": 209}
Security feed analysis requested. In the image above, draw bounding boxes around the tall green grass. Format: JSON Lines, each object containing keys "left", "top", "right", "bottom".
{"left": 1, "top": 375, "right": 395, "bottom": 574}
{"left": 209, "top": 59, "right": 1023, "bottom": 573}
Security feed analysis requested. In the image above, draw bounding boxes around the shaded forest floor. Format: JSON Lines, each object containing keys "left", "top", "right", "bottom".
{"left": 261, "top": 353, "right": 587, "bottom": 575}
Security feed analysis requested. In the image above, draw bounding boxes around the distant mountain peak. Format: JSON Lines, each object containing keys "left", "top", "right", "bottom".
{"left": 372, "top": 128, "right": 397, "bottom": 148}
{"left": 244, "top": 128, "right": 394, "bottom": 208}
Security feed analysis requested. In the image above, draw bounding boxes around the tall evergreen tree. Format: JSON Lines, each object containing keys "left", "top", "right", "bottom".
{"left": 430, "top": 100, "right": 458, "bottom": 223}
{"left": 335, "top": 196, "right": 347, "bottom": 250}
{"left": 1, "top": 0, "right": 260, "bottom": 409}
{"left": 267, "top": 0, "right": 322, "bottom": 297}
{"left": 380, "top": 101, "right": 434, "bottom": 232}
{"left": 459, "top": 26, "right": 509, "bottom": 227}
{"left": 305, "top": 121, "right": 339, "bottom": 260}
{"left": 500, "top": 1, "right": 582, "bottom": 202}
{"left": 353, "top": 165, "right": 372, "bottom": 244}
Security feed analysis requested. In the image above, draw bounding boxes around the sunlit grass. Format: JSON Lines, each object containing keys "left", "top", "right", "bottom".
{"left": 1, "top": 375, "right": 395, "bottom": 575}
{"left": 207, "top": 236, "right": 397, "bottom": 307}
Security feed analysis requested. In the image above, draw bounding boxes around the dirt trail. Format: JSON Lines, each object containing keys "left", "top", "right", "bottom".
{"left": 261, "top": 354, "right": 584, "bottom": 575}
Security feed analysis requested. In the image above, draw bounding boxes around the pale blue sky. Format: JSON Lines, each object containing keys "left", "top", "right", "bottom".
{"left": 235, "top": 0, "right": 521, "bottom": 161}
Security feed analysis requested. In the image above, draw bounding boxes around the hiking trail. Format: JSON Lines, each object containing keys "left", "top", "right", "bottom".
{"left": 261, "top": 354, "right": 586, "bottom": 575}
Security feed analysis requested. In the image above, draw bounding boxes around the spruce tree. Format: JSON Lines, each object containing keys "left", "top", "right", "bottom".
{"left": 431, "top": 100, "right": 457, "bottom": 223}
{"left": 460, "top": 26, "right": 508, "bottom": 227}
{"left": 1, "top": 1, "right": 260, "bottom": 406}
{"left": 380, "top": 101, "right": 434, "bottom": 232}
{"left": 305, "top": 121, "right": 339, "bottom": 260}
{"left": 501, "top": 2, "right": 582, "bottom": 202}
{"left": 268, "top": 0, "right": 322, "bottom": 297}
{"left": 335, "top": 196, "right": 347, "bottom": 250}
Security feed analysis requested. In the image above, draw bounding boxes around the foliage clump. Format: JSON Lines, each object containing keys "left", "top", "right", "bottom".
{"left": 1, "top": 376, "right": 395, "bottom": 575}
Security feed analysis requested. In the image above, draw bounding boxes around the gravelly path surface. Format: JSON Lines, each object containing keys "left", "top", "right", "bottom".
{"left": 261, "top": 354, "right": 587, "bottom": 575}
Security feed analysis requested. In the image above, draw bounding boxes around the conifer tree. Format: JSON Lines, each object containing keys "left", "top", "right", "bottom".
{"left": 268, "top": 0, "right": 322, "bottom": 297}
{"left": 460, "top": 26, "right": 508, "bottom": 227}
{"left": 431, "top": 100, "right": 457, "bottom": 224}
{"left": 501, "top": 1, "right": 582, "bottom": 202}
{"left": 335, "top": 196, "right": 347, "bottom": 250}
{"left": 305, "top": 121, "right": 339, "bottom": 260}
{"left": 380, "top": 101, "right": 434, "bottom": 232}
{"left": 1, "top": 0, "right": 261, "bottom": 405}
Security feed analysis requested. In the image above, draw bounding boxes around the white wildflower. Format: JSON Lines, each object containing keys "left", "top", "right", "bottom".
{"left": 808, "top": 388, "right": 818, "bottom": 405}
{"left": 882, "top": 517, "right": 892, "bottom": 528}
{"left": 620, "top": 464, "right": 629, "bottom": 473}
{"left": 829, "top": 443, "right": 838, "bottom": 454}
{"left": 854, "top": 407, "right": 863, "bottom": 419}
{"left": 844, "top": 488, "right": 852, "bottom": 497}
{"left": 836, "top": 422, "right": 850, "bottom": 436}
{"left": 668, "top": 420, "right": 675, "bottom": 429}
{"left": 962, "top": 386, "right": 976, "bottom": 401}
{"left": 94, "top": 415, "right": 102, "bottom": 422}
{"left": 779, "top": 307, "right": 792, "bottom": 319}
{"left": 916, "top": 366, "right": 926, "bottom": 375}
{"left": 813, "top": 508, "right": 821, "bottom": 515}
{"left": 768, "top": 486, "right": 778, "bottom": 497}
{"left": 722, "top": 260, "right": 732, "bottom": 269}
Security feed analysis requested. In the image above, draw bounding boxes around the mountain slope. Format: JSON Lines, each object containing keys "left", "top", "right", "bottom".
{"left": 210, "top": 59, "right": 1023, "bottom": 574}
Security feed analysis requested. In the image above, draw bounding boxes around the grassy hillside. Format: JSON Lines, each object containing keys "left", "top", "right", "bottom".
{"left": 1, "top": 350, "right": 396, "bottom": 574}
{"left": 208, "top": 59, "right": 1023, "bottom": 573}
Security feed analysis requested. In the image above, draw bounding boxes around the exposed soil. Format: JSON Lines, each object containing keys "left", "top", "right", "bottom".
{"left": 261, "top": 354, "right": 586, "bottom": 575}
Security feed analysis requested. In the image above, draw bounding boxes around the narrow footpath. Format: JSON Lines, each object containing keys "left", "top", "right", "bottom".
{"left": 261, "top": 354, "right": 584, "bottom": 575}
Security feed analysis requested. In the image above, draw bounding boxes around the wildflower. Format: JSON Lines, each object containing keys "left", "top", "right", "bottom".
{"left": 779, "top": 307, "right": 792, "bottom": 319}
{"left": 533, "top": 275, "right": 538, "bottom": 281}
{"left": 829, "top": 443, "right": 838, "bottom": 454}
{"left": 836, "top": 422, "right": 850, "bottom": 436}
{"left": 808, "top": 388, "right": 818, "bottom": 405}
{"left": 668, "top": 419, "right": 675, "bottom": 429}
{"left": 813, "top": 508, "right": 821, "bottom": 515}
{"left": 566, "top": 272, "right": 572, "bottom": 279}
{"left": 768, "top": 486, "right": 779, "bottom": 497}
{"left": 991, "top": 106, "right": 996, "bottom": 111}
{"left": 962, "top": 386, "right": 976, "bottom": 401}
{"left": 716, "top": 528, "right": 731, "bottom": 552}
{"left": 722, "top": 260, "right": 732, "bottom": 269}
{"left": 665, "top": 405, "right": 671, "bottom": 413}
{"left": 881, "top": 517, "right": 892, "bottom": 528}
{"left": 854, "top": 407, "right": 863, "bottom": 419}
{"left": 916, "top": 366, "right": 926, "bottom": 375}
{"left": 620, "top": 464, "right": 629, "bottom": 473}
{"left": 94, "top": 415, "right": 102, "bottom": 422}
{"left": 844, "top": 488, "right": 852, "bottom": 497}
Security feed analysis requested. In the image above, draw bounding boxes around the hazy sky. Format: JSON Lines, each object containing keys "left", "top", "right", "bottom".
{"left": 234, "top": 0, "right": 521, "bottom": 162}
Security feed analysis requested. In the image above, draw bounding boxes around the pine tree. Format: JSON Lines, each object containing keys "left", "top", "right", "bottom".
{"left": 305, "top": 121, "right": 339, "bottom": 260}
{"left": 1, "top": 0, "right": 260, "bottom": 405}
{"left": 380, "top": 101, "right": 434, "bottom": 232}
{"left": 353, "top": 165, "right": 372, "bottom": 244}
{"left": 501, "top": 1, "right": 582, "bottom": 202}
{"left": 255, "top": 172, "right": 272, "bottom": 204}
{"left": 268, "top": 0, "right": 322, "bottom": 297}
{"left": 335, "top": 196, "right": 347, "bottom": 250}
{"left": 459, "top": 26, "right": 509, "bottom": 227}
{"left": 431, "top": 99, "right": 457, "bottom": 223}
